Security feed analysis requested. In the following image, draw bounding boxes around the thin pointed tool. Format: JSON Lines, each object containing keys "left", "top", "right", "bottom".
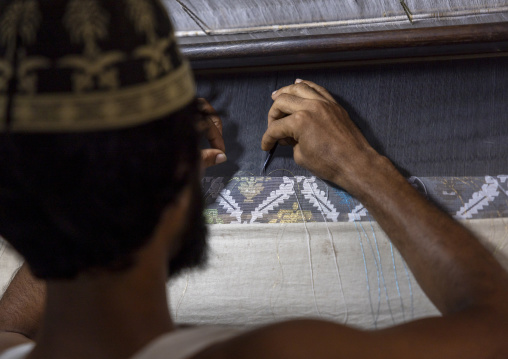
{"left": 261, "top": 143, "right": 278, "bottom": 175}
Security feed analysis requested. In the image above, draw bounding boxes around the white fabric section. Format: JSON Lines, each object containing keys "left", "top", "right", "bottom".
{"left": 0, "top": 239, "right": 22, "bottom": 298}
{"left": 0, "top": 344, "right": 34, "bottom": 359}
{"left": 1, "top": 219, "right": 507, "bottom": 330}
{"left": 131, "top": 326, "right": 240, "bottom": 359}
{"left": 168, "top": 218, "right": 508, "bottom": 329}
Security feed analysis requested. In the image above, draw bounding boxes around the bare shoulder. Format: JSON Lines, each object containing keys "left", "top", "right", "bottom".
{"left": 0, "top": 332, "right": 32, "bottom": 355}
{"left": 193, "top": 319, "right": 374, "bottom": 359}
{"left": 193, "top": 313, "right": 508, "bottom": 359}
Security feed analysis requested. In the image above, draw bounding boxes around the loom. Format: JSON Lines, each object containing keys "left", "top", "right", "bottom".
{"left": 1, "top": 0, "right": 508, "bottom": 330}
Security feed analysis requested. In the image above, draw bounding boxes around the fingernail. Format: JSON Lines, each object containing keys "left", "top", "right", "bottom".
{"left": 295, "top": 78, "right": 302, "bottom": 83}
{"left": 272, "top": 90, "right": 277, "bottom": 96}
{"left": 215, "top": 153, "right": 227, "bottom": 164}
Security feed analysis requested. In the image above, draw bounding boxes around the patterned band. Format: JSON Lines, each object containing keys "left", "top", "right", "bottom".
{"left": 0, "top": 61, "right": 195, "bottom": 132}
{"left": 0, "top": 0, "right": 195, "bottom": 133}
{"left": 202, "top": 175, "right": 508, "bottom": 224}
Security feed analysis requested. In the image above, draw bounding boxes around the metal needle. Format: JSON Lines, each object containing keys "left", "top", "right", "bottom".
{"left": 261, "top": 142, "right": 278, "bottom": 175}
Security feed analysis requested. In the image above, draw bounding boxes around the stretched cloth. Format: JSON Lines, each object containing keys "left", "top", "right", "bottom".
{"left": 200, "top": 57, "right": 508, "bottom": 179}
{"left": 1, "top": 51, "right": 507, "bottom": 331}
{"left": 2, "top": 176, "right": 507, "bottom": 329}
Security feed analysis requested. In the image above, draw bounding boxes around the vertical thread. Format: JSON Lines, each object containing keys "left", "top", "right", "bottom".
{"left": 310, "top": 180, "right": 348, "bottom": 323}
{"left": 294, "top": 182, "right": 322, "bottom": 317}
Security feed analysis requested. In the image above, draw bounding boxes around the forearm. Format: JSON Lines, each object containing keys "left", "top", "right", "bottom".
{"left": 263, "top": 79, "right": 508, "bottom": 317}
{"left": 0, "top": 264, "right": 46, "bottom": 339}
{"left": 345, "top": 154, "right": 508, "bottom": 315}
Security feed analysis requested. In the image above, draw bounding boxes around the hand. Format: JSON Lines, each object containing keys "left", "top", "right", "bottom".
{"left": 198, "top": 98, "right": 227, "bottom": 168}
{"left": 261, "top": 79, "right": 379, "bottom": 191}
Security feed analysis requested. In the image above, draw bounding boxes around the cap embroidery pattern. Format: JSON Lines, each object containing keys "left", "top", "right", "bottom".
{"left": 59, "top": 0, "right": 125, "bottom": 92}
{"left": 0, "top": 0, "right": 49, "bottom": 96}
{"left": 0, "top": 0, "right": 195, "bottom": 133}
{"left": 127, "top": 0, "right": 175, "bottom": 80}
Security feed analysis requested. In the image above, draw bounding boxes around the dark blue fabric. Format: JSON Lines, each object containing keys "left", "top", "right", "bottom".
{"left": 199, "top": 57, "right": 508, "bottom": 178}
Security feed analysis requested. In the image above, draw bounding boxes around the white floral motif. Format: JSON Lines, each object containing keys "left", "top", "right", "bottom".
{"left": 348, "top": 204, "right": 368, "bottom": 222}
{"left": 218, "top": 189, "right": 242, "bottom": 224}
{"left": 454, "top": 176, "right": 500, "bottom": 220}
{"left": 250, "top": 177, "right": 295, "bottom": 224}
{"left": 300, "top": 177, "right": 339, "bottom": 222}
{"left": 59, "top": 0, "right": 125, "bottom": 92}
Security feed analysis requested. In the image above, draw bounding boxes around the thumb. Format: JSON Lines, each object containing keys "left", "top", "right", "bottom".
{"left": 201, "top": 149, "right": 227, "bottom": 168}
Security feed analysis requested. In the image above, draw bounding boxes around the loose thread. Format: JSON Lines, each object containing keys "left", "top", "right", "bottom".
{"left": 401, "top": 258, "right": 415, "bottom": 320}
{"left": 174, "top": 0, "right": 211, "bottom": 34}
{"left": 357, "top": 220, "right": 383, "bottom": 323}
{"left": 389, "top": 241, "right": 406, "bottom": 322}
{"left": 174, "top": 273, "right": 189, "bottom": 321}
{"left": 365, "top": 217, "right": 396, "bottom": 324}
{"left": 294, "top": 178, "right": 322, "bottom": 317}
{"left": 269, "top": 223, "right": 287, "bottom": 319}
{"left": 310, "top": 180, "right": 349, "bottom": 324}
{"left": 342, "top": 192, "right": 377, "bottom": 328}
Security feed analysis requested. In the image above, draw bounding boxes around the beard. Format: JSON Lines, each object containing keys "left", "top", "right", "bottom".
{"left": 167, "top": 176, "right": 208, "bottom": 278}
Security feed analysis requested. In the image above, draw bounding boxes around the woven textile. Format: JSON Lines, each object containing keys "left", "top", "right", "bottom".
{"left": 200, "top": 57, "right": 508, "bottom": 178}
{"left": 166, "top": 0, "right": 508, "bottom": 42}
{"left": 1, "top": 175, "right": 507, "bottom": 329}
{"left": 0, "top": 0, "right": 195, "bottom": 132}
{"left": 167, "top": 218, "right": 508, "bottom": 329}
{"left": 202, "top": 175, "right": 508, "bottom": 224}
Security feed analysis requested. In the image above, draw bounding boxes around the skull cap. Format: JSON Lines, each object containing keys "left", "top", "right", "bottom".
{"left": 0, "top": 0, "right": 195, "bottom": 132}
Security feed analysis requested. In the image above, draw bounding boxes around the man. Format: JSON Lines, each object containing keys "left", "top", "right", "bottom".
{"left": 0, "top": 1, "right": 507, "bottom": 358}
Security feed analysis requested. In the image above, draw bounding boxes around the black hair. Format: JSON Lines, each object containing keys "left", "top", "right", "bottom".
{"left": 0, "top": 100, "right": 203, "bottom": 279}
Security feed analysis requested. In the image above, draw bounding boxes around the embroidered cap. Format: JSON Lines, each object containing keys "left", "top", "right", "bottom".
{"left": 0, "top": 0, "right": 196, "bottom": 132}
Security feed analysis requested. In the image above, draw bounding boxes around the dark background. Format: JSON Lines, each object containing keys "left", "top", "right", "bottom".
{"left": 199, "top": 56, "right": 508, "bottom": 178}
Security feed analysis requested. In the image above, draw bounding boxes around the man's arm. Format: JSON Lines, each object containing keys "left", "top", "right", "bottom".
{"left": 223, "top": 79, "right": 508, "bottom": 359}
{"left": 0, "top": 264, "right": 45, "bottom": 352}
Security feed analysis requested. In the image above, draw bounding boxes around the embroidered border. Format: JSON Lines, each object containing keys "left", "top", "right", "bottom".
{"left": 1, "top": 61, "right": 195, "bottom": 132}
{"left": 202, "top": 175, "right": 508, "bottom": 224}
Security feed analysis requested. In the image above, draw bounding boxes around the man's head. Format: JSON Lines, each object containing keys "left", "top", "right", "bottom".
{"left": 0, "top": 0, "right": 208, "bottom": 279}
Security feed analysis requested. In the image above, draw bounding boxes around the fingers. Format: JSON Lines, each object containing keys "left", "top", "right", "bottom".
{"left": 261, "top": 115, "right": 300, "bottom": 151}
{"left": 272, "top": 81, "right": 325, "bottom": 103}
{"left": 267, "top": 94, "right": 313, "bottom": 125}
{"left": 198, "top": 98, "right": 223, "bottom": 135}
{"left": 204, "top": 116, "right": 226, "bottom": 153}
{"left": 268, "top": 79, "right": 337, "bottom": 128}
{"left": 198, "top": 98, "right": 225, "bottom": 153}
{"left": 201, "top": 149, "right": 227, "bottom": 168}
{"left": 271, "top": 79, "right": 337, "bottom": 105}
{"left": 197, "top": 98, "right": 227, "bottom": 168}
{"left": 293, "top": 79, "right": 337, "bottom": 104}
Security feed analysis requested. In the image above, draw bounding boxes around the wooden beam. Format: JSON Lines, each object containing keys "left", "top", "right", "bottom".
{"left": 181, "top": 22, "right": 508, "bottom": 70}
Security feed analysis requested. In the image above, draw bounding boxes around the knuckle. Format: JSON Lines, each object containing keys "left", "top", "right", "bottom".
{"left": 294, "top": 82, "right": 308, "bottom": 91}
{"left": 276, "top": 93, "right": 291, "bottom": 102}
{"left": 307, "top": 100, "right": 322, "bottom": 113}
{"left": 293, "top": 111, "right": 309, "bottom": 125}
{"left": 277, "top": 85, "right": 289, "bottom": 94}
{"left": 293, "top": 150, "right": 306, "bottom": 167}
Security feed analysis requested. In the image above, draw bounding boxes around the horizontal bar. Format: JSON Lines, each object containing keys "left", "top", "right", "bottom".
{"left": 180, "top": 22, "right": 508, "bottom": 70}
